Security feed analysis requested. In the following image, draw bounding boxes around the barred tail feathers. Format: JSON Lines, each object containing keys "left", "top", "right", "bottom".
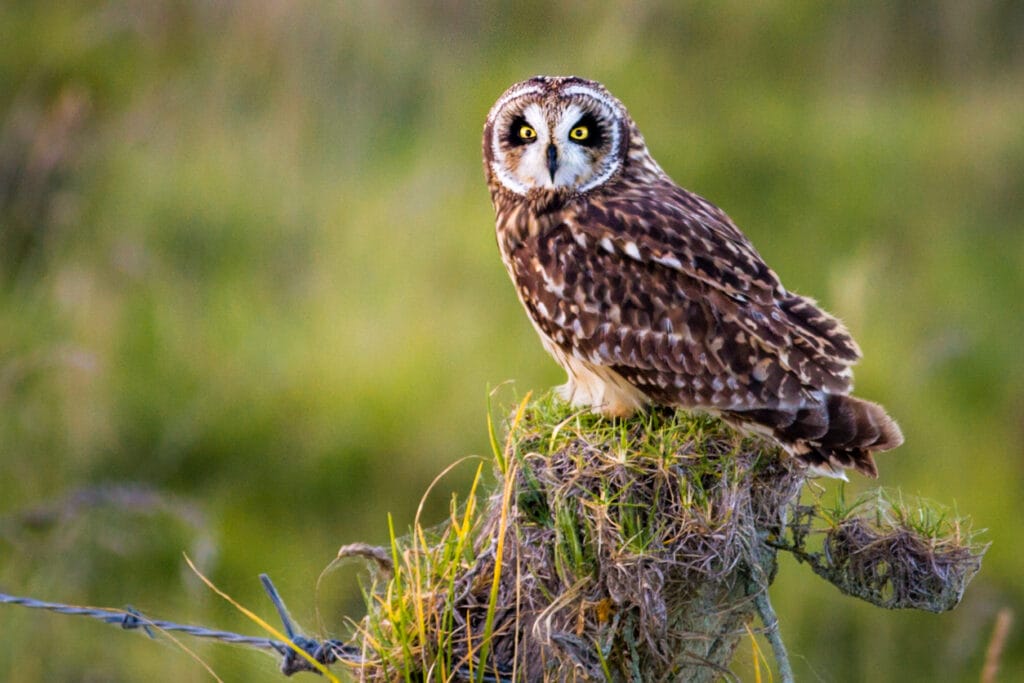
{"left": 728, "top": 393, "right": 903, "bottom": 478}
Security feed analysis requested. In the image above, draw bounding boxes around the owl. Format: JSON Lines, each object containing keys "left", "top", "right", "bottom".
{"left": 483, "top": 76, "right": 903, "bottom": 478}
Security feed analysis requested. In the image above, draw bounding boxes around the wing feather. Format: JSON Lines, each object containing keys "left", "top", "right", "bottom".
{"left": 502, "top": 181, "right": 863, "bottom": 412}
{"left": 567, "top": 181, "right": 861, "bottom": 374}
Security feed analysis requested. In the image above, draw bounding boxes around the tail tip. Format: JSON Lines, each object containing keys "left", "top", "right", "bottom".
{"left": 878, "top": 416, "right": 904, "bottom": 452}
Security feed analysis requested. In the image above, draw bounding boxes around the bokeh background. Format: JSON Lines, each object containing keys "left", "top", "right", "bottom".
{"left": 2, "top": 2, "right": 1022, "bottom": 681}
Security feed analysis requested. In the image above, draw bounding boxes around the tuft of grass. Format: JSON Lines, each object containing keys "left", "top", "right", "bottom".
{"left": 352, "top": 461, "right": 489, "bottom": 683}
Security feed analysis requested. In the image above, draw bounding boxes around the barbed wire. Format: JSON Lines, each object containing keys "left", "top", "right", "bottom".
{"left": 0, "top": 573, "right": 361, "bottom": 676}
{"left": 0, "top": 574, "right": 509, "bottom": 680}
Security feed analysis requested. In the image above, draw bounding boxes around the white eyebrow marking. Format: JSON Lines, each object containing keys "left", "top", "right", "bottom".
{"left": 561, "top": 84, "right": 620, "bottom": 114}
{"left": 488, "top": 85, "right": 543, "bottom": 119}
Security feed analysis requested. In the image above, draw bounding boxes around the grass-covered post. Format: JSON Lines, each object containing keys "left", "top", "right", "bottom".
{"left": 336, "top": 393, "right": 984, "bottom": 681}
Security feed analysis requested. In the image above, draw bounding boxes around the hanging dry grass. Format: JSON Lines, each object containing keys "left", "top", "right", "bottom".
{"left": 779, "top": 490, "right": 987, "bottom": 613}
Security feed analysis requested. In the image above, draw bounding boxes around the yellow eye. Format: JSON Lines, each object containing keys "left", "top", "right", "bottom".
{"left": 519, "top": 125, "right": 537, "bottom": 140}
{"left": 570, "top": 126, "right": 589, "bottom": 141}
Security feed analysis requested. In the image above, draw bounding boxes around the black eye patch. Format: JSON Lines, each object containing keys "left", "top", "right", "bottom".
{"left": 505, "top": 115, "right": 535, "bottom": 146}
{"left": 570, "top": 112, "right": 604, "bottom": 148}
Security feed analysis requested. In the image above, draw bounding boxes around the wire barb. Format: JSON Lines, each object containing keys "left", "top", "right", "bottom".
{"left": 258, "top": 573, "right": 363, "bottom": 676}
{"left": 261, "top": 573, "right": 298, "bottom": 640}
{"left": 121, "top": 606, "right": 156, "bottom": 638}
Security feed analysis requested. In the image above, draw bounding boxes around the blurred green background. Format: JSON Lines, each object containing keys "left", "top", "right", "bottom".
{"left": 1, "top": 1, "right": 1022, "bottom": 681}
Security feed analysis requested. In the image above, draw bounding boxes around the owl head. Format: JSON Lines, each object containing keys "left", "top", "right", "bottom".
{"left": 483, "top": 76, "right": 633, "bottom": 197}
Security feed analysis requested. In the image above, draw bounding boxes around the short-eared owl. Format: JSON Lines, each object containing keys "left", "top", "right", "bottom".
{"left": 483, "top": 76, "right": 903, "bottom": 477}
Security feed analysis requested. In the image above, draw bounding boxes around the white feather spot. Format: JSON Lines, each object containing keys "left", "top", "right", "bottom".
{"left": 623, "top": 241, "right": 641, "bottom": 260}
{"left": 654, "top": 254, "right": 682, "bottom": 270}
{"left": 599, "top": 237, "right": 615, "bottom": 254}
{"left": 545, "top": 281, "right": 565, "bottom": 297}
{"left": 752, "top": 359, "right": 771, "bottom": 382}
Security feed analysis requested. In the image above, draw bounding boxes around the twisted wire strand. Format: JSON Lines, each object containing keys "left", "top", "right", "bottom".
{"left": 0, "top": 574, "right": 510, "bottom": 681}
{"left": 0, "top": 583, "right": 360, "bottom": 676}
{"left": 0, "top": 590, "right": 281, "bottom": 650}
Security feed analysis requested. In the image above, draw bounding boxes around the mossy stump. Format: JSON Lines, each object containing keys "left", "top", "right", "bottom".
{"left": 343, "top": 395, "right": 985, "bottom": 682}
{"left": 452, "top": 421, "right": 799, "bottom": 681}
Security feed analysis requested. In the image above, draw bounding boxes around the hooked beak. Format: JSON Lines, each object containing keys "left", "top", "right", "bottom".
{"left": 546, "top": 143, "right": 558, "bottom": 182}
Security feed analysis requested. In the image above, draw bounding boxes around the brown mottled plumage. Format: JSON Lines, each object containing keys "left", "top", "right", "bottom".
{"left": 483, "top": 76, "right": 902, "bottom": 478}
